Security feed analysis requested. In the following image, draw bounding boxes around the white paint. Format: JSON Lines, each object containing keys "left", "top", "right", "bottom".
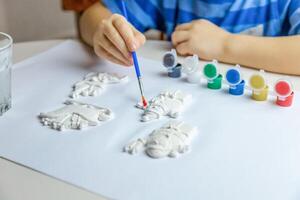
{"left": 70, "top": 72, "right": 128, "bottom": 98}
{"left": 124, "top": 120, "right": 197, "bottom": 159}
{"left": 39, "top": 100, "right": 113, "bottom": 131}
{"left": 136, "top": 90, "right": 192, "bottom": 122}
{"left": 186, "top": 73, "right": 201, "bottom": 84}
{"left": 182, "top": 55, "right": 201, "bottom": 84}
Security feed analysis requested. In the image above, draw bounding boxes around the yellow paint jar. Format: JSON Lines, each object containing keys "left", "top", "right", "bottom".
{"left": 249, "top": 71, "right": 269, "bottom": 101}
{"left": 252, "top": 86, "right": 269, "bottom": 101}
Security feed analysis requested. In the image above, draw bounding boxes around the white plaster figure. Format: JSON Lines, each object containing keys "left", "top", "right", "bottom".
{"left": 70, "top": 72, "right": 128, "bottom": 98}
{"left": 124, "top": 121, "right": 197, "bottom": 158}
{"left": 136, "top": 90, "right": 192, "bottom": 122}
{"left": 39, "top": 100, "right": 113, "bottom": 131}
{"left": 182, "top": 55, "right": 201, "bottom": 84}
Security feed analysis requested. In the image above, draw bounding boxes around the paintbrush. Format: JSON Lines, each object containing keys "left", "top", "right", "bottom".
{"left": 120, "top": 0, "right": 148, "bottom": 108}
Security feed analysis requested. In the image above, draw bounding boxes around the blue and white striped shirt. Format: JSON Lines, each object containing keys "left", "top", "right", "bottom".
{"left": 102, "top": 0, "right": 300, "bottom": 38}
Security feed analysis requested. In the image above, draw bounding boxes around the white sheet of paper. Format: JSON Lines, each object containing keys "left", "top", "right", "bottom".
{"left": 0, "top": 41, "right": 300, "bottom": 200}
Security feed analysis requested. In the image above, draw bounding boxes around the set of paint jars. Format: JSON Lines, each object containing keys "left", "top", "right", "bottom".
{"left": 203, "top": 61, "right": 246, "bottom": 95}
{"left": 163, "top": 50, "right": 201, "bottom": 83}
{"left": 204, "top": 62, "right": 294, "bottom": 107}
{"left": 247, "top": 70, "right": 294, "bottom": 106}
{"left": 162, "top": 49, "right": 294, "bottom": 107}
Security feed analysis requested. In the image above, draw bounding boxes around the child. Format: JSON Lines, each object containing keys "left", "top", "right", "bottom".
{"left": 79, "top": 0, "right": 300, "bottom": 75}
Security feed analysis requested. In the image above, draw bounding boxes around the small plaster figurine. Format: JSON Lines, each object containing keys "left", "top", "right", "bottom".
{"left": 124, "top": 120, "right": 197, "bottom": 159}
{"left": 136, "top": 90, "right": 192, "bottom": 122}
{"left": 70, "top": 72, "right": 128, "bottom": 98}
{"left": 39, "top": 100, "right": 113, "bottom": 131}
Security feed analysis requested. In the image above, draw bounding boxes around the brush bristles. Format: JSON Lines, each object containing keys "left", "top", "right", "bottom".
{"left": 142, "top": 96, "right": 148, "bottom": 108}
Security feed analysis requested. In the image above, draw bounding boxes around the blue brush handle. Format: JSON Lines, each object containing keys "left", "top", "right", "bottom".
{"left": 121, "top": 0, "right": 142, "bottom": 78}
{"left": 132, "top": 52, "right": 141, "bottom": 77}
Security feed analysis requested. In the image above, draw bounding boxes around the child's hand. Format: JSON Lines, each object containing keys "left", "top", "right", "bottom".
{"left": 93, "top": 14, "right": 146, "bottom": 66}
{"left": 172, "top": 19, "right": 231, "bottom": 60}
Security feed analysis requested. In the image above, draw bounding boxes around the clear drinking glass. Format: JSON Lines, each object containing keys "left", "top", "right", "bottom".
{"left": 0, "top": 32, "right": 13, "bottom": 116}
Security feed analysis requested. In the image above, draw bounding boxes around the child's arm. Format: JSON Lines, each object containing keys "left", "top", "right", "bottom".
{"left": 79, "top": 2, "right": 146, "bottom": 66}
{"left": 172, "top": 19, "right": 300, "bottom": 75}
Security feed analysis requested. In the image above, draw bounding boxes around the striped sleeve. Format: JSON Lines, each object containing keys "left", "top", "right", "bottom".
{"left": 101, "top": 0, "right": 163, "bottom": 33}
{"left": 288, "top": 0, "right": 300, "bottom": 35}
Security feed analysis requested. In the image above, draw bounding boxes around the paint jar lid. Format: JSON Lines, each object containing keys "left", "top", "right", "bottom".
{"left": 249, "top": 70, "right": 266, "bottom": 91}
{"left": 274, "top": 79, "right": 293, "bottom": 98}
{"left": 182, "top": 55, "right": 199, "bottom": 74}
{"left": 225, "top": 65, "right": 242, "bottom": 86}
{"left": 203, "top": 60, "right": 219, "bottom": 80}
{"left": 163, "top": 49, "right": 177, "bottom": 69}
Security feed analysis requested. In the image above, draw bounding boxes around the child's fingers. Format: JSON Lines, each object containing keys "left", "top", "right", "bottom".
{"left": 175, "top": 23, "right": 192, "bottom": 31}
{"left": 98, "top": 34, "right": 133, "bottom": 65}
{"left": 94, "top": 44, "right": 131, "bottom": 67}
{"left": 175, "top": 42, "right": 190, "bottom": 56}
{"left": 131, "top": 24, "right": 146, "bottom": 46}
{"left": 134, "top": 30, "right": 146, "bottom": 48}
{"left": 171, "top": 31, "right": 189, "bottom": 46}
{"left": 102, "top": 19, "right": 131, "bottom": 60}
{"left": 113, "top": 15, "right": 137, "bottom": 51}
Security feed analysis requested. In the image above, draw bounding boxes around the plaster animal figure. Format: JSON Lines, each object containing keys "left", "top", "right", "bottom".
{"left": 124, "top": 121, "right": 197, "bottom": 159}
{"left": 70, "top": 72, "right": 128, "bottom": 98}
{"left": 39, "top": 100, "right": 113, "bottom": 131}
{"left": 136, "top": 90, "right": 192, "bottom": 122}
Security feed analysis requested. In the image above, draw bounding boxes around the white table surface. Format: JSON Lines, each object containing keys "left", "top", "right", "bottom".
{"left": 1, "top": 39, "right": 300, "bottom": 200}
{"left": 1, "top": 40, "right": 107, "bottom": 200}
